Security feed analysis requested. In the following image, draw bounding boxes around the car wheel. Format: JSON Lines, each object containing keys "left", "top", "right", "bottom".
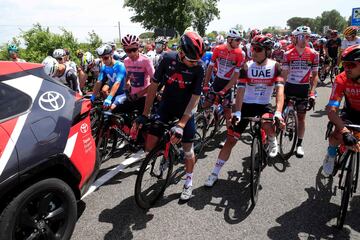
{"left": 0, "top": 178, "right": 77, "bottom": 240}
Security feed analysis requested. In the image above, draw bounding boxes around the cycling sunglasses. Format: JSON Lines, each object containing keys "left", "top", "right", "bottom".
{"left": 251, "top": 46, "right": 264, "bottom": 53}
{"left": 101, "top": 55, "right": 111, "bottom": 61}
{"left": 232, "top": 37, "right": 242, "bottom": 42}
{"left": 342, "top": 61, "right": 358, "bottom": 70}
{"left": 125, "top": 48, "right": 138, "bottom": 53}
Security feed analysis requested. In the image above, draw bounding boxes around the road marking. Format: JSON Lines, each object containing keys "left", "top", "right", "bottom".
{"left": 82, "top": 152, "right": 145, "bottom": 199}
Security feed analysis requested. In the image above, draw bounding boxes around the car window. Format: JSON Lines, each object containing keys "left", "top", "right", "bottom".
{"left": 0, "top": 83, "right": 32, "bottom": 123}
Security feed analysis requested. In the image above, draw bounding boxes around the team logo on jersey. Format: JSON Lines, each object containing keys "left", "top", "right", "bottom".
{"left": 38, "top": 91, "right": 65, "bottom": 112}
{"left": 80, "top": 123, "right": 89, "bottom": 134}
{"left": 107, "top": 73, "right": 117, "bottom": 83}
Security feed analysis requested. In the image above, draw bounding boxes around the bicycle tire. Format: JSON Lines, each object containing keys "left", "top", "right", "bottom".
{"left": 134, "top": 143, "right": 173, "bottom": 209}
{"left": 194, "top": 115, "right": 207, "bottom": 155}
{"left": 337, "top": 151, "right": 354, "bottom": 229}
{"left": 97, "top": 128, "right": 117, "bottom": 162}
{"left": 250, "top": 135, "right": 262, "bottom": 206}
{"left": 279, "top": 110, "right": 298, "bottom": 160}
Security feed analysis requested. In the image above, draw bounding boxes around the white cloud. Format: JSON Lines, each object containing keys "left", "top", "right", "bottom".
{"left": 0, "top": 0, "right": 357, "bottom": 44}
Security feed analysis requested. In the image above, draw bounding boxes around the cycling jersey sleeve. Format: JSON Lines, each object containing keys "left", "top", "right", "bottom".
{"left": 235, "top": 53, "right": 244, "bottom": 72}
{"left": 192, "top": 66, "right": 204, "bottom": 96}
{"left": 281, "top": 52, "right": 290, "bottom": 71}
{"left": 312, "top": 51, "right": 320, "bottom": 72}
{"left": 209, "top": 47, "right": 219, "bottom": 66}
{"left": 237, "top": 67, "right": 248, "bottom": 88}
{"left": 98, "top": 65, "right": 105, "bottom": 82}
{"left": 115, "top": 63, "right": 126, "bottom": 83}
{"left": 145, "top": 57, "right": 155, "bottom": 79}
{"left": 153, "top": 54, "right": 167, "bottom": 84}
{"left": 328, "top": 76, "right": 345, "bottom": 108}
{"left": 66, "top": 70, "right": 79, "bottom": 92}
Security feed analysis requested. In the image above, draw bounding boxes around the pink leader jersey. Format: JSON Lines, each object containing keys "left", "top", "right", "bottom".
{"left": 124, "top": 54, "right": 155, "bottom": 95}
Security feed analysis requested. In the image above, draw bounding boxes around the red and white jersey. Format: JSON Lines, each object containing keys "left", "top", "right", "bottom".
{"left": 238, "top": 59, "right": 284, "bottom": 105}
{"left": 328, "top": 72, "right": 360, "bottom": 111}
{"left": 282, "top": 47, "right": 319, "bottom": 85}
{"left": 209, "top": 44, "right": 244, "bottom": 80}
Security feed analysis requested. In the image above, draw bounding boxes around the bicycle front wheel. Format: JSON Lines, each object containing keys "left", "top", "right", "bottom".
{"left": 337, "top": 152, "right": 354, "bottom": 229}
{"left": 134, "top": 143, "right": 173, "bottom": 209}
{"left": 194, "top": 114, "right": 207, "bottom": 155}
{"left": 279, "top": 110, "right": 298, "bottom": 161}
{"left": 250, "top": 136, "right": 263, "bottom": 206}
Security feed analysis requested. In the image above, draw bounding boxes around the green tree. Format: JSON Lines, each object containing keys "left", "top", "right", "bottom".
{"left": 87, "top": 30, "right": 103, "bottom": 51}
{"left": 124, "top": 0, "right": 220, "bottom": 36}
{"left": 316, "top": 9, "right": 348, "bottom": 33}
{"left": 287, "top": 17, "right": 316, "bottom": 31}
{"left": 139, "top": 32, "right": 155, "bottom": 39}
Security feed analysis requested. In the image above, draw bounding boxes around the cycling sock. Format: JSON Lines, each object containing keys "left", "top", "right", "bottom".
{"left": 327, "top": 145, "right": 337, "bottom": 157}
{"left": 212, "top": 159, "right": 226, "bottom": 176}
{"left": 297, "top": 138, "right": 303, "bottom": 147}
{"left": 184, "top": 172, "right": 193, "bottom": 188}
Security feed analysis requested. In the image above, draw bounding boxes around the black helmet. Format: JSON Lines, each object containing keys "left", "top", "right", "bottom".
{"left": 179, "top": 31, "right": 205, "bottom": 61}
{"left": 342, "top": 44, "right": 360, "bottom": 62}
{"left": 96, "top": 44, "right": 112, "bottom": 57}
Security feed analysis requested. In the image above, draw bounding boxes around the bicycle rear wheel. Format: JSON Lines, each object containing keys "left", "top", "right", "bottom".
{"left": 194, "top": 115, "right": 207, "bottom": 155}
{"left": 279, "top": 110, "right": 298, "bottom": 161}
{"left": 337, "top": 152, "right": 354, "bottom": 229}
{"left": 250, "top": 136, "right": 263, "bottom": 206}
{"left": 134, "top": 143, "right": 173, "bottom": 209}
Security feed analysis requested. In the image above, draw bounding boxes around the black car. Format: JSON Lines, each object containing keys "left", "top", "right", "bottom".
{"left": 0, "top": 61, "right": 100, "bottom": 240}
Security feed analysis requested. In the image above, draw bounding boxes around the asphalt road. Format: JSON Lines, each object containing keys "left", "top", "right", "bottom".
{"left": 72, "top": 80, "right": 360, "bottom": 240}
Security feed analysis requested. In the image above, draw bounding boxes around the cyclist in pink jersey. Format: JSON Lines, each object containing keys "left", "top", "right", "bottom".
{"left": 282, "top": 26, "right": 319, "bottom": 157}
{"left": 115, "top": 34, "right": 155, "bottom": 114}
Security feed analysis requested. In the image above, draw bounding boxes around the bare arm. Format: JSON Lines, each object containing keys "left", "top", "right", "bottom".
{"left": 142, "top": 81, "right": 159, "bottom": 117}
{"left": 177, "top": 95, "right": 200, "bottom": 128}
{"left": 203, "top": 64, "right": 214, "bottom": 87}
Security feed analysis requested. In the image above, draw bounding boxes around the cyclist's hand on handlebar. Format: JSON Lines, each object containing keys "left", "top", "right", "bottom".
{"left": 342, "top": 132, "right": 358, "bottom": 147}
{"left": 170, "top": 125, "right": 183, "bottom": 144}
{"left": 308, "top": 92, "right": 316, "bottom": 110}
{"left": 273, "top": 111, "right": 285, "bottom": 130}
{"left": 217, "top": 89, "right": 227, "bottom": 96}
{"left": 231, "top": 111, "right": 241, "bottom": 126}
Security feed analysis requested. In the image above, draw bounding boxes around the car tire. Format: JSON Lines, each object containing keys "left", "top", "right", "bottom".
{"left": 0, "top": 178, "right": 77, "bottom": 240}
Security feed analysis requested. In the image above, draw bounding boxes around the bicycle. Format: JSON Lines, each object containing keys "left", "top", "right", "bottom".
{"left": 134, "top": 119, "right": 203, "bottom": 209}
{"left": 278, "top": 96, "right": 313, "bottom": 161}
{"left": 243, "top": 116, "right": 275, "bottom": 206}
{"left": 326, "top": 122, "right": 360, "bottom": 229}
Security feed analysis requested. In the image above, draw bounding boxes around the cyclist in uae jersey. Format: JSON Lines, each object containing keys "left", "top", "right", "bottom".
{"left": 203, "top": 28, "right": 245, "bottom": 129}
{"left": 282, "top": 26, "right": 319, "bottom": 158}
{"left": 204, "top": 35, "right": 285, "bottom": 187}
{"left": 90, "top": 44, "right": 126, "bottom": 110}
{"left": 322, "top": 44, "right": 360, "bottom": 176}
{"left": 132, "top": 32, "right": 205, "bottom": 201}
{"left": 118, "top": 34, "right": 155, "bottom": 115}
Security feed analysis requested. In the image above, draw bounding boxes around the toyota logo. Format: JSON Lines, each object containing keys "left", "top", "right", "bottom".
{"left": 80, "top": 123, "right": 88, "bottom": 134}
{"left": 38, "top": 91, "right": 65, "bottom": 112}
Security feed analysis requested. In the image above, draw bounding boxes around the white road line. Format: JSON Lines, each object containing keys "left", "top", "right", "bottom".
{"left": 81, "top": 153, "right": 145, "bottom": 199}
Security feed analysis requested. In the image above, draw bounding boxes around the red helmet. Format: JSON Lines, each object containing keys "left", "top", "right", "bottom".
{"left": 250, "top": 29, "right": 261, "bottom": 39}
{"left": 265, "top": 33, "right": 273, "bottom": 39}
{"left": 179, "top": 31, "right": 205, "bottom": 61}
{"left": 121, "top": 34, "right": 140, "bottom": 47}
{"left": 251, "top": 35, "right": 273, "bottom": 49}
{"left": 341, "top": 44, "right": 360, "bottom": 62}
{"left": 279, "top": 39, "right": 288, "bottom": 47}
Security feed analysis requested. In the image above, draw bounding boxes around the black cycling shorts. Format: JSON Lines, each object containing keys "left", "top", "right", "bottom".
{"left": 284, "top": 82, "right": 309, "bottom": 113}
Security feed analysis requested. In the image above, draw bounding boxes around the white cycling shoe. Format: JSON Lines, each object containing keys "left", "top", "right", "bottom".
{"left": 204, "top": 174, "right": 218, "bottom": 187}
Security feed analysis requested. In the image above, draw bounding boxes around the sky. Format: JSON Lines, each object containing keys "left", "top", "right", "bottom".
{"left": 0, "top": 0, "right": 358, "bottom": 44}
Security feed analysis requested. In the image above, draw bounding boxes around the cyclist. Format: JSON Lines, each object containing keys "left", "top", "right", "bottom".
{"left": 63, "top": 48, "right": 77, "bottom": 71}
{"left": 201, "top": 39, "right": 213, "bottom": 68}
{"left": 322, "top": 44, "right": 360, "bottom": 176}
{"left": 245, "top": 29, "right": 261, "bottom": 60}
{"left": 90, "top": 44, "right": 127, "bottom": 110}
{"left": 7, "top": 45, "right": 25, "bottom": 62}
{"left": 282, "top": 26, "right": 319, "bottom": 157}
{"left": 145, "top": 44, "right": 156, "bottom": 64}
{"left": 81, "top": 52, "right": 102, "bottom": 87}
{"left": 325, "top": 30, "right": 341, "bottom": 70}
{"left": 203, "top": 28, "right": 245, "bottom": 132}
{"left": 107, "top": 41, "right": 122, "bottom": 61}
{"left": 341, "top": 26, "right": 360, "bottom": 51}
{"left": 132, "top": 32, "right": 205, "bottom": 201}
{"left": 215, "top": 34, "right": 225, "bottom": 46}
{"left": 204, "top": 35, "right": 285, "bottom": 187}
{"left": 271, "top": 42, "right": 285, "bottom": 63}
{"left": 118, "top": 34, "right": 154, "bottom": 115}
{"left": 154, "top": 37, "right": 169, "bottom": 67}
{"left": 42, "top": 56, "right": 81, "bottom": 94}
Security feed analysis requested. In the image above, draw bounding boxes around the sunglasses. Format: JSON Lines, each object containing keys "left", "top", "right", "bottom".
{"left": 101, "top": 55, "right": 111, "bottom": 61}
{"left": 251, "top": 46, "right": 264, "bottom": 53}
{"left": 56, "top": 57, "right": 63, "bottom": 61}
{"left": 125, "top": 48, "right": 138, "bottom": 53}
{"left": 343, "top": 62, "right": 358, "bottom": 70}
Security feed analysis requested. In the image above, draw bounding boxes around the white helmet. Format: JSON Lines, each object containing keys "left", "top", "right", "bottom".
{"left": 81, "top": 52, "right": 94, "bottom": 71}
{"left": 216, "top": 34, "right": 225, "bottom": 44}
{"left": 42, "top": 56, "right": 59, "bottom": 77}
{"left": 293, "top": 26, "right": 311, "bottom": 36}
{"left": 273, "top": 42, "right": 282, "bottom": 51}
{"left": 184, "top": 26, "right": 195, "bottom": 34}
{"left": 52, "top": 49, "right": 66, "bottom": 59}
{"left": 227, "top": 28, "right": 242, "bottom": 38}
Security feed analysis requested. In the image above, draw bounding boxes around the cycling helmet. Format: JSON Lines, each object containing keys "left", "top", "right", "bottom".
{"left": 273, "top": 42, "right": 281, "bottom": 51}
{"left": 52, "top": 49, "right": 66, "bottom": 59}
{"left": 250, "top": 29, "right": 261, "bottom": 39}
{"left": 265, "top": 33, "right": 273, "bottom": 39}
{"left": 96, "top": 44, "right": 113, "bottom": 56}
{"left": 107, "top": 41, "right": 116, "bottom": 49}
{"left": 317, "top": 38, "right": 327, "bottom": 45}
{"left": 216, "top": 35, "right": 225, "bottom": 44}
{"left": 76, "top": 49, "right": 84, "bottom": 58}
{"left": 63, "top": 48, "right": 70, "bottom": 56}
{"left": 42, "top": 56, "right": 59, "bottom": 77}
{"left": 279, "top": 39, "right": 288, "bottom": 47}
{"left": 343, "top": 26, "right": 358, "bottom": 36}
{"left": 293, "top": 26, "right": 311, "bottom": 36}
{"left": 330, "top": 30, "right": 338, "bottom": 36}
{"left": 341, "top": 44, "right": 360, "bottom": 62}
{"left": 82, "top": 52, "right": 94, "bottom": 71}
{"left": 155, "top": 36, "right": 168, "bottom": 45}
{"left": 7, "top": 44, "right": 18, "bottom": 52}
{"left": 184, "top": 26, "right": 195, "bottom": 34}
{"left": 227, "top": 28, "right": 241, "bottom": 38}
{"left": 251, "top": 35, "right": 274, "bottom": 49}
{"left": 179, "top": 31, "right": 205, "bottom": 61}
{"left": 121, "top": 34, "right": 140, "bottom": 47}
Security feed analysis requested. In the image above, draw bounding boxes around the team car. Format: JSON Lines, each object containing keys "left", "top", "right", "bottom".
{"left": 0, "top": 61, "right": 100, "bottom": 240}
